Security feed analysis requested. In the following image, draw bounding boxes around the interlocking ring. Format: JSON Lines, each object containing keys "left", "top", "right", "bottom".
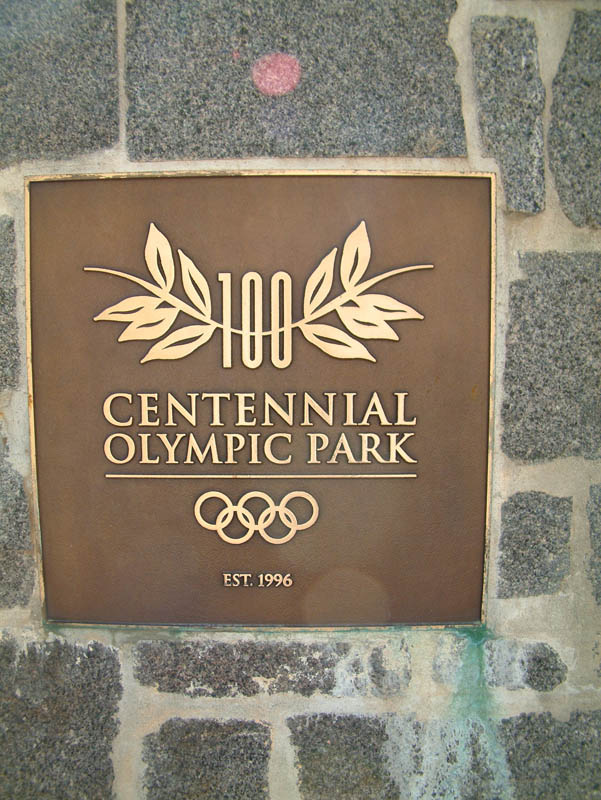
{"left": 194, "top": 490, "right": 319, "bottom": 545}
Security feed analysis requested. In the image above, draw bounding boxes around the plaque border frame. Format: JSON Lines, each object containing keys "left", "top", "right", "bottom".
{"left": 25, "top": 169, "right": 496, "bottom": 631}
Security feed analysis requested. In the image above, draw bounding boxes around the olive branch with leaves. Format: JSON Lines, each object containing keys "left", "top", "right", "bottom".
{"left": 85, "top": 221, "right": 433, "bottom": 364}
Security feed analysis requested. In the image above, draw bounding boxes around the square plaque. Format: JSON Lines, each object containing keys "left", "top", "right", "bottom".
{"left": 28, "top": 173, "right": 493, "bottom": 625}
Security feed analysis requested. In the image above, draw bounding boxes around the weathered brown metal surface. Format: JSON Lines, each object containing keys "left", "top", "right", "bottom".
{"left": 28, "top": 173, "right": 492, "bottom": 625}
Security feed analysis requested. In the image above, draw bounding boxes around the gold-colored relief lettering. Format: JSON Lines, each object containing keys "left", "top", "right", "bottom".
{"left": 138, "top": 393, "right": 160, "bottom": 426}
{"left": 236, "top": 393, "right": 257, "bottom": 426}
{"left": 326, "top": 433, "right": 358, "bottom": 464}
{"left": 103, "top": 393, "right": 133, "bottom": 427}
{"left": 201, "top": 392, "right": 230, "bottom": 426}
{"left": 358, "top": 391, "right": 393, "bottom": 426}
{"left": 388, "top": 432, "right": 417, "bottom": 463}
{"left": 343, "top": 392, "right": 358, "bottom": 426}
{"left": 301, "top": 392, "right": 336, "bottom": 426}
{"left": 270, "top": 271, "right": 292, "bottom": 368}
{"left": 165, "top": 392, "right": 199, "bottom": 426}
{"left": 241, "top": 272, "right": 263, "bottom": 369}
{"left": 359, "top": 433, "right": 388, "bottom": 463}
{"left": 104, "top": 433, "right": 135, "bottom": 464}
{"left": 217, "top": 272, "right": 232, "bottom": 368}
{"left": 264, "top": 392, "right": 296, "bottom": 426}
{"left": 307, "top": 433, "right": 329, "bottom": 464}
{"left": 184, "top": 432, "right": 221, "bottom": 464}
{"left": 264, "top": 433, "right": 292, "bottom": 465}
{"left": 139, "top": 432, "right": 160, "bottom": 464}
{"left": 224, "top": 433, "right": 246, "bottom": 463}
{"left": 394, "top": 392, "right": 416, "bottom": 426}
{"left": 248, "top": 433, "right": 262, "bottom": 464}
{"left": 156, "top": 432, "right": 186, "bottom": 464}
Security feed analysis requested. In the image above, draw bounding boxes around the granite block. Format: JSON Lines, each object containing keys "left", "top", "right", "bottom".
{"left": 472, "top": 16, "right": 545, "bottom": 213}
{"left": 143, "top": 718, "right": 270, "bottom": 800}
{"left": 587, "top": 485, "right": 601, "bottom": 605}
{"left": 288, "top": 714, "right": 398, "bottom": 799}
{"left": 368, "top": 642, "right": 411, "bottom": 697}
{"left": 484, "top": 639, "right": 567, "bottom": 692}
{"left": 0, "top": 0, "right": 118, "bottom": 166}
{"left": 135, "top": 640, "right": 349, "bottom": 697}
{"left": 497, "top": 492, "right": 571, "bottom": 598}
{"left": 499, "top": 711, "right": 601, "bottom": 799}
{"left": 549, "top": 12, "right": 601, "bottom": 228}
{"left": 0, "top": 217, "right": 18, "bottom": 390}
{"left": 502, "top": 252, "right": 601, "bottom": 461}
{"left": 384, "top": 716, "right": 507, "bottom": 799}
{"left": 0, "top": 634, "right": 122, "bottom": 799}
{"left": 0, "top": 439, "right": 34, "bottom": 607}
{"left": 432, "top": 633, "right": 468, "bottom": 685}
{"left": 126, "top": 0, "right": 465, "bottom": 159}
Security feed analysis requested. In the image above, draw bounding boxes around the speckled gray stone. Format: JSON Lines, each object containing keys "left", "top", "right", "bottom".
{"left": 143, "top": 718, "right": 270, "bottom": 800}
{"left": 0, "top": 438, "right": 34, "bottom": 607}
{"left": 549, "top": 12, "right": 601, "bottom": 228}
{"left": 384, "top": 716, "right": 508, "bottom": 799}
{"left": 432, "top": 633, "right": 468, "bottom": 685}
{"left": 587, "top": 485, "right": 601, "bottom": 605}
{"left": 0, "top": 0, "right": 118, "bottom": 166}
{"left": 126, "top": 0, "right": 466, "bottom": 159}
{"left": 502, "top": 252, "right": 601, "bottom": 461}
{"left": 0, "top": 217, "right": 18, "bottom": 390}
{"left": 472, "top": 17, "right": 545, "bottom": 213}
{"left": 0, "top": 634, "right": 122, "bottom": 799}
{"left": 288, "top": 714, "right": 398, "bottom": 799}
{"left": 497, "top": 492, "right": 571, "bottom": 598}
{"left": 369, "top": 642, "right": 410, "bottom": 697}
{"left": 135, "top": 640, "right": 349, "bottom": 697}
{"left": 499, "top": 711, "right": 601, "bottom": 799}
{"left": 484, "top": 639, "right": 567, "bottom": 692}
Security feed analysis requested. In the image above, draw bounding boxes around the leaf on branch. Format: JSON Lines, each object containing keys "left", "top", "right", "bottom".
{"left": 179, "top": 249, "right": 211, "bottom": 317}
{"left": 117, "top": 305, "right": 178, "bottom": 341}
{"left": 299, "top": 322, "right": 375, "bottom": 361}
{"left": 94, "top": 295, "right": 161, "bottom": 323}
{"left": 141, "top": 323, "right": 217, "bottom": 363}
{"left": 337, "top": 304, "right": 398, "bottom": 340}
{"left": 303, "top": 246, "right": 336, "bottom": 317}
{"left": 145, "top": 223, "right": 175, "bottom": 292}
{"left": 340, "top": 220, "right": 370, "bottom": 290}
{"left": 355, "top": 293, "right": 424, "bottom": 320}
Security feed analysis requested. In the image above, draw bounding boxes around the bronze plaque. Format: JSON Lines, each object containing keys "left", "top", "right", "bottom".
{"left": 28, "top": 173, "right": 492, "bottom": 626}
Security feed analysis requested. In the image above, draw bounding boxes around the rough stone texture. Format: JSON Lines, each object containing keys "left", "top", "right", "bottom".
{"left": 549, "top": 12, "right": 601, "bottom": 228}
{"left": 0, "top": 0, "right": 118, "bottom": 166}
{"left": 499, "top": 711, "right": 601, "bottom": 799}
{"left": 0, "top": 217, "right": 18, "bottom": 390}
{"left": 135, "top": 640, "right": 350, "bottom": 697}
{"left": 432, "top": 633, "right": 468, "bottom": 685}
{"left": 0, "top": 634, "right": 122, "bottom": 799}
{"left": 143, "top": 718, "right": 270, "bottom": 800}
{"left": 587, "top": 485, "right": 601, "bottom": 605}
{"left": 502, "top": 252, "right": 601, "bottom": 461}
{"left": 0, "top": 437, "right": 34, "bottom": 607}
{"left": 484, "top": 639, "right": 567, "bottom": 692}
{"left": 288, "top": 714, "right": 398, "bottom": 799}
{"left": 384, "top": 716, "right": 508, "bottom": 799}
{"left": 368, "top": 642, "right": 411, "bottom": 697}
{"left": 126, "top": 0, "right": 465, "bottom": 160}
{"left": 497, "top": 492, "right": 571, "bottom": 598}
{"left": 471, "top": 16, "right": 545, "bottom": 213}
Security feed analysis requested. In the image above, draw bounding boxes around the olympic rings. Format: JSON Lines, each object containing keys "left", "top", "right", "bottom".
{"left": 193, "top": 490, "right": 319, "bottom": 545}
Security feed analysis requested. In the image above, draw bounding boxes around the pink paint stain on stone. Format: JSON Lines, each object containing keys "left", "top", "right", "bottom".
{"left": 252, "top": 52, "right": 301, "bottom": 96}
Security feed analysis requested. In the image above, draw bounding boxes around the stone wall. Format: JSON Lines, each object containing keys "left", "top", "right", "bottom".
{"left": 1, "top": 1, "right": 600, "bottom": 797}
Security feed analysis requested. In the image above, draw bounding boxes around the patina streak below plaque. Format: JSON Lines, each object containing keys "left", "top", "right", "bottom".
{"left": 28, "top": 173, "right": 493, "bottom": 626}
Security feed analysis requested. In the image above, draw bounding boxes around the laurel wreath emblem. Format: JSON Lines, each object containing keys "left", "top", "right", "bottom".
{"left": 85, "top": 221, "right": 433, "bottom": 365}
